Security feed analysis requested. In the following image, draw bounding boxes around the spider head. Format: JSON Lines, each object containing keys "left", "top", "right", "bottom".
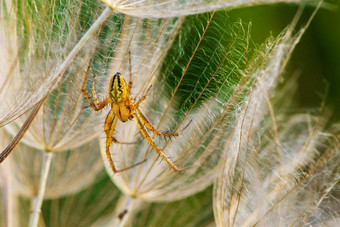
{"left": 109, "top": 72, "right": 127, "bottom": 103}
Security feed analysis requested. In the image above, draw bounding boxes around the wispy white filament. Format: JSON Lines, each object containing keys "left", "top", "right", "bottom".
{"left": 102, "top": 0, "right": 319, "bottom": 18}
{"left": 0, "top": 4, "right": 113, "bottom": 128}
{"left": 99, "top": 13, "right": 297, "bottom": 203}
{"left": 212, "top": 9, "right": 340, "bottom": 224}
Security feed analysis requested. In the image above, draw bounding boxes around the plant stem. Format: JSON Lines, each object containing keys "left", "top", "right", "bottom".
{"left": 29, "top": 152, "right": 54, "bottom": 227}
{"left": 117, "top": 195, "right": 135, "bottom": 227}
{"left": 2, "top": 162, "right": 14, "bottom": 227}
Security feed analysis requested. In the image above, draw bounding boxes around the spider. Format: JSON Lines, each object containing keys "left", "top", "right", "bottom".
{"left": 81, "top": 53, "right": 190, "bottom": 173}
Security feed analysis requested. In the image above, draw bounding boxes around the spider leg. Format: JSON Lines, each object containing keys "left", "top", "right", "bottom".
{"left": 127, "top": 51, "right": 133, "bottom": 97}
{"left": 105, "top": 112, "right": 137, "bottom": 145}
{"left": 134, "top": 85, "right": 152, "bottom": 107}
{"left": 81, "top": 58, "right": 110, "bottom": 111}
{"left": 134, "top": 107, "right": 191, "bottom": 137}
{"left": 91, "top": 73, "right": 100, "bottom": 106}
{"left": 105, "top": 110, "right": 145, "bottom": 173}
{"left": 132, "top": 112, "right": 185, "bottom": 171}
{"left": 112, "top": 137, "right": 138, "bottom": 145}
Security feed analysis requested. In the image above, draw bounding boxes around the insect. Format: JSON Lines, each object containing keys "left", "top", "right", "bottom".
{"left": 81, "top": 52, "right": 190, "bottom": 173}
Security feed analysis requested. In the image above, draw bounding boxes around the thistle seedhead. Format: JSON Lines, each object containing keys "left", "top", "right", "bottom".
{"left": 1, "top": 131, "right": 104, "bottom": 199}
{"left": 5, "top": 7, "right": 183, "bottom": 153}
{"left": 212, "top": 16, "right": 340, "bottom": 225}
{"left": 99, "top": 11, "right": 304, "bottom": 204}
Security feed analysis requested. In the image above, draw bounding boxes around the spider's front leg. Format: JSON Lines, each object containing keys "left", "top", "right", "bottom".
{"left": 81, "top": 59, "right": 110, "bottom": 111}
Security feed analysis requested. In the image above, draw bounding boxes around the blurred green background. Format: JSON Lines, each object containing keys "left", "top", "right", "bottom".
{"left": 5, "top": 2, "right": 339, "bottom": 226}
{"left": 40, "top": 2, "right": 340, "bottom": 225}
{"left": 229, "top": 2, "right": 340, "bottom": 123}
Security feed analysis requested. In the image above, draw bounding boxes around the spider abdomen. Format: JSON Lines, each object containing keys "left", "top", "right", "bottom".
{"left": 109, "top": 72, "right": 127, "bottom": 103}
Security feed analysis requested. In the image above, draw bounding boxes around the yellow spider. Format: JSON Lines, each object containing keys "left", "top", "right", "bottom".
{"left": 81, "top": 53, "right": 189, "bottom": 173}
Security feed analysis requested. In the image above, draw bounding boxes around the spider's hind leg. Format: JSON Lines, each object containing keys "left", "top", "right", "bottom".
{"left": 132, "top": 85, "right": 190, "bottom": 137}
{"left": 105, "top": 112, "right": 137, "bottom": 145}
{"left": 127, "top": 51, "right": 133, "bottom": 97}
{"left": 134, "top": 85, "right": 152, "bottom": 107}
{"left": 111, "top": 137, "right": 138, "bottom": 145}
{"left": 134, "top": 107, "right": 191, "bottom": 137}
{"left": 132, "top": 112, "right": 186, "bottom": 172}
{"left": 105, "top": 110, "right": 144, "bottom": 173}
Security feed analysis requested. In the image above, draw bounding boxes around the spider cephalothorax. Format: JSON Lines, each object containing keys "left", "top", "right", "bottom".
{"left": 81, "top": 53, "right": 189, "bottom": 173}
